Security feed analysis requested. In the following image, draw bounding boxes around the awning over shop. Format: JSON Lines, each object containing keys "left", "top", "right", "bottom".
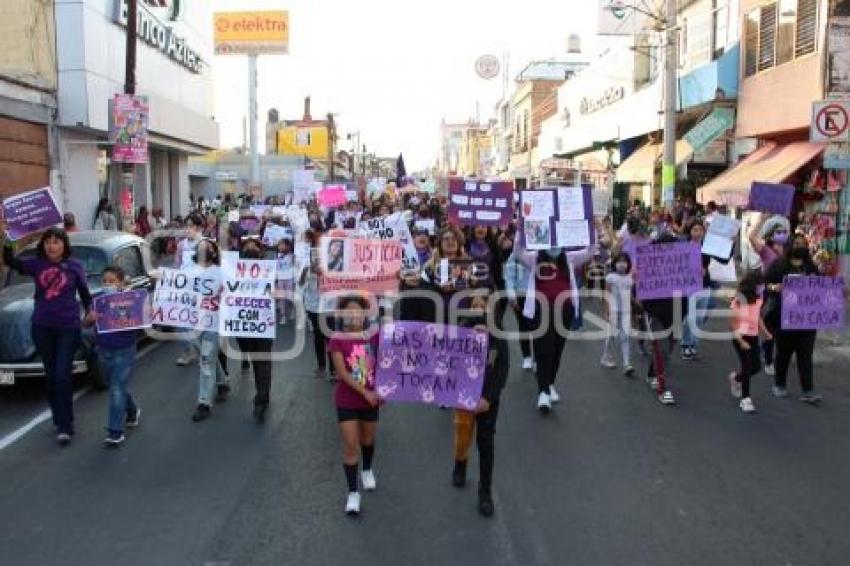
{"left": 697, "top": 141, "right": 826, "bottom": 206}
{"left": 615, "top": 140, "right": 694, "bottom": 184}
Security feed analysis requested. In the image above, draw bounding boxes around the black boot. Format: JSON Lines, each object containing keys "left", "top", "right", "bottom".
{"left": 478, "top": 484, "right": 494, "bottom": 517}
{"left": 452, "top": 460, "right": 467, "bottom": 488}
{"left": 252, "top": 404, "right": 268, "bottom": 423}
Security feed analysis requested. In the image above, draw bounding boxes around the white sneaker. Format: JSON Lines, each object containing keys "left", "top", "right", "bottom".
{"left": 537, "top": 391, "right": 551, "bottom": 413}
{"left": 658, "top": 390, "right": 676, "bottom": 405}
{"left": 739, "top": 397, "right": 756, "bottom": 413}
{"left": 600, "top": 357, "right": 616, "bottom": 369}
{"left": 764, "top": 364, "right": 775, "bottom": 376}
{"left": 624, "top": 365, "right": 635, "bottom": 377}
{"left": 360, "top": 469, "right": 376, "bottom": 491}
{"left": 549, "top": 386, "right": 561, "bottom": 403}
{"left": 728, "top": 372, "right": 743, "bottom": 399}
{"left": 522, "top": 357, "right": 534, "bottom": 370}
{"left": 345, "top": 492, "right": 361, "bottom": 515}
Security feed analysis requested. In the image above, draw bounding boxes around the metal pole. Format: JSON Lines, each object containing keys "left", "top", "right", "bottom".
{"left": 119, "top": 0, "right": 138, "bottom": 231}
{"left": 661, "top": 0, "right": 678, "bottom": 206}
{"left": 248, "top": 54, "right": 260, "bottom": 185}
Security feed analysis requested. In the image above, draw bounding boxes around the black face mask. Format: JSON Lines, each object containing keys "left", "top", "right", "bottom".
{"left": 242, "top": 247, "right": 263, "bottom": 259}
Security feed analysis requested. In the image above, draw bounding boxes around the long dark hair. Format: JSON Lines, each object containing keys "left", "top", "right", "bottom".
{"left": 36, "top": 227, "right": 72, "bottom": 260}
{"left": 93, "top": 197, "right": 110, "bottom": 227}
{"left": 736, "top": 270, "right": 762, "bottom": 304}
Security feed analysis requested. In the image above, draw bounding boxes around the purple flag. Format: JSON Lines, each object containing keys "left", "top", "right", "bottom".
{"left": 93, "top": 290, "right": 151, "bottom": 334}
{"left": 2, "top": 187, "right": 63, "bottom": 241}
{"left": 748, "top": 182, "right": 795, "bottom": 216}
{"left": 635, "top": 241, "right": 703, "bottom": 300}
{"left": 375, "top": 321, "right": 488, "bottom": 410}
{"left": 781, "top": 276, "right": 846, "bottom": 330}
{"left": 448, "top": 179, "right": 514, "bottom": 227}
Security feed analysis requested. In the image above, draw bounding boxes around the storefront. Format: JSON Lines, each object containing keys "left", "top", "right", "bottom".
{"left": 55, "top": 0, "right": 218, "bottom": 227}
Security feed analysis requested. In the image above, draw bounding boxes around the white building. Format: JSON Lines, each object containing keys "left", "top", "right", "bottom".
{"left": 55, "top": 0, "right": 218, "bottom": 226}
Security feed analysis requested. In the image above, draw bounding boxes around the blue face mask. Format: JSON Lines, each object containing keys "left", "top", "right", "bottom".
{"left": 102, "top": 286, "right": 118, "bottom": 294}
{"left": 544, "top": 248, "right": 562, "bottom": 259}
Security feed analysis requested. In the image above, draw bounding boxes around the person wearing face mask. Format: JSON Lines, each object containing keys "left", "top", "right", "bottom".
{"left": 466, "top": 225, "right": 496, "bottom": 290}
{"left": 763, "top": 242, "right": 823, "bottom": 403}
{"left": 680, "top": 219, "right": 725, "bottom": 361}
{"left": 749, "top": 215, "right": 790, "bottom": 375}
{"left": 601, "top": 253, "right": 635, "bottom": 375}
{"left": 523, "top": 241, "right": 595, "bottom": 414}
{"left": 503, "top": 234, "right": 535, "bottom": 369}
{"left": 174, "top": 213, "right": 206, "bottom": 367}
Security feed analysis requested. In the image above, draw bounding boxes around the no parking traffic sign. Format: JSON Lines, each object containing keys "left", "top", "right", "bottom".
{"left": 811, "top": 101, "right": 850, "bottom": 142}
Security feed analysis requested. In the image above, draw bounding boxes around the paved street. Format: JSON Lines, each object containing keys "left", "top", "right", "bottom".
{"left": 2, "top": 313, "right": 850, "bottom": 566}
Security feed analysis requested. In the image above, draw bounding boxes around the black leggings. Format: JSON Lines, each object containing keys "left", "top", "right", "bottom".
{"left": 732, "top": 335, "right": 761, "bottom": 398}
{"left": 533, "top": 302, "right": 574, "bottom": 394}
{"left": 235, "top": 337, "right": 273, "bottom": 407}
{"left": 307, "top": 311, "right": 331, "bottom": 370}
{"left": 774, "top": 329, "right": 816, "bottom": 393}
{"left": 476, "top": 401, "right": 500, "bottom": 491}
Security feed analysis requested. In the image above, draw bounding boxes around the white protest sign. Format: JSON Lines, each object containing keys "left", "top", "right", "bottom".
{"left": 702, "top": 214, "right": 740, "bottom": 259}
{"left": 592, "top": 190, "right": 611, "bottom": 217}
{"left": 151, "top": 267, "right": 220, "bottom": 331}
{"left": 219, "top": 254, "right": 277, "bottom": 339}
{"left": 414, "top": 219, "right": 436, "bottom": 235}
{"left": 555, "top": 220, "right": 590, "bottom": 248}
{"left": 708, "top": 258, "right": 737, "bottom": 282}
{"left": 557, "top": 187, "right": 585, "bottom": 220}
{"left": 262, "top": 223, "right": 293, "bottom": 247}
{"left": 358, "top": 212, "right": 419, "bottom": 270}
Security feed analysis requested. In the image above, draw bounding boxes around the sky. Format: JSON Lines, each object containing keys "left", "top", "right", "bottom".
{"left": 211, "top": 0, "right": 599, "bottom": 172}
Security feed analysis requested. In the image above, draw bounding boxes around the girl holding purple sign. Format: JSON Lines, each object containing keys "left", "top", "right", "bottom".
{"left": 3, "top": 227, "right": 93, "bottom": 446}
{"left": 328, "top": 295, "right": 380, "bottom": 516}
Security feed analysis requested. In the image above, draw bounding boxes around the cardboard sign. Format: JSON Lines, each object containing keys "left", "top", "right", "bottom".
{"left": 93, "top": 290, "right": 151, "bottom": 334}
{"left": 219, "top": 255, "right": 276, "bottom": 338}
{"left": 375, "top": 322, "right": 488, "bottom": 410}
{"left": 319, "top": 185, "right": 347, "bottom": 208}
{"left": 358, "top": 212, "right": 419, "bottom": 270}
{"left": 781, "top": 276, "right": 846, "bottom": 330}
{"left": 319, "top": 237, "right": 402, "bottom": 296}
{"left": 151, "top": 267, "right": 221, "bottom": 331}
{"left": 635, "top": 242, "right": 703, "bottom": 300}
{"left": 447, "top": 179, "right": 514, "bottom": 226}
{"left": 591, "top": 190, "right": 611, "bottom": 217}
{"left": 262, "top": 223, "right": 293, "bottom": 247}
{"left": 2, "top": 187, "right": 63, "bottom": 240}
{"left": 748, "top": 182, "right": 795, "bottom": 216}
{"left": 519, "top": 187, "right": 595, "bottom": 250}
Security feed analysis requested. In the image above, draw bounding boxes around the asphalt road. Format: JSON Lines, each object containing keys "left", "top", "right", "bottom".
{"left": 1, "top": 312, "right": 849, "bottom": 566}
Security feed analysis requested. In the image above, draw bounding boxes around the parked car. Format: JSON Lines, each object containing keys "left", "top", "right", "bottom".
{"left": 0, "top": 231, "right": 154, "bottom": 389}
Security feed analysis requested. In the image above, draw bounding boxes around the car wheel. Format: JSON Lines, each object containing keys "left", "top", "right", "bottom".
{"left": 86, "top": 351, "right": 107, "bottom": 390}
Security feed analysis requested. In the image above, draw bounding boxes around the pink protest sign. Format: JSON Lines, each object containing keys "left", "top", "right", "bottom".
{"left": 319, "top": 237, "right": 402, "bottom": 295}
{"left": 635, "top": 241, "right": 703, "bottom": 300}
{"left": 319, "top": 185, "right": 348, "bottom": 208}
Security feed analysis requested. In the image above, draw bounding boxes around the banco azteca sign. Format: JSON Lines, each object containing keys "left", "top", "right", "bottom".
{"left": 114, "top": 0, "right": 203, "bottom": 74}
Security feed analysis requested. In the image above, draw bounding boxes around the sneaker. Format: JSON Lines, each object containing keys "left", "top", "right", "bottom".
{"left": 772, "top": 385, "right": 789, "bottom": 398}
{"left": 126, "top": 408, "right": 141, "bottom": 428}
{"left": 56, "top": 432, "right": 72, "bottom": 446}
{"left": 764, "top": 363, "right": 775, "bottom": 376}
{"left": 728, "top": 372, "right": 742, "bottom": 399}
{"left": 658, "top": 390, "right": 676, "bottom": 405}
{"left": 739, "top": 397, "right": 756, "bottom": 413}
{"left": 800, "top": 391, "right": 823, "bottom": 405}
{"left": 647, "top": 377, "right": 659, "bottom": 391}
{"left": 537, "top": 391, "right": 551, "bottom": 414}
{"left": 681, "top": 347, "right": 695, "bottom": 361}
{"left": 361, "top": 469, "right": 377, "bottom": 491}
{"left": 253, "top": 404, "right": 268, "bottom": 423}
{"left": 176, "top": 350, "right": 198, "bottom": 366}
{"left": 478, "top": 487, "right": 494, "bottom": 518}
{"left": 191, "top": 404, "right": 211, "bottom": 422}
{"left": 600, "top": 357, "right": 616, "bottom": 369}
{"left": 215, "top": 384, "right": 231, "bottom": 403}
{"left": 522, "top": 357, "right": 534, "bottom": 370}
{"left": 624, "top": 365, "right": 635, "bottom": 378}
{"left": 345, "top": 492, "right": 361, "bottom": 515}
{"left": 103, "top": 432, "right": 125, "bottom": 447}
{"left": 549, "top": 386, "right": 561, "bottom": 404}
{"left": 452, "top": 460, "right": 467, "bottom": 487}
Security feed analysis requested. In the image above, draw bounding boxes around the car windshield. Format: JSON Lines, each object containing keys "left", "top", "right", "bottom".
{"left": 7, "top": 246, "right": 109, "bottom": 288}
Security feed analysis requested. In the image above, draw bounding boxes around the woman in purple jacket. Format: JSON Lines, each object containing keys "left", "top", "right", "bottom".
{"left": 3, "top": 227, "right": 92, "bottom": 445}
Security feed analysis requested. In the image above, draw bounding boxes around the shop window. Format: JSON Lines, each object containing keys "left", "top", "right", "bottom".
{"left": 744, "top": 9, "right": 760, "bottom": 77}
{"left": 795, "top": 0, "right": 818, "bottom": 57}
{"left": 758, "top": 3, "right": 777, "bottom": 72}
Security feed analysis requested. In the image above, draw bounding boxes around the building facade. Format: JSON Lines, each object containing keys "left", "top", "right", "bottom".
{"left": 55, "top": 0, "right": 218, "bottom": 226}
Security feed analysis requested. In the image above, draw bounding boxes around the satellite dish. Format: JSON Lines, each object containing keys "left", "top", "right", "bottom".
{"left": 474, "top": 55, "right": 500, "bottom": 80}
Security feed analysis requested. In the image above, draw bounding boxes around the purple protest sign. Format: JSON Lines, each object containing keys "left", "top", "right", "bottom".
{"left": 748, "top": 182, "right": 795, "bottom": 216}
{"left": 375, "top": 321, "right": 488, "bottom": 410}
{"left": 93, "top": 290, "right": 151, "bottom": 334}
{"left": 635, "top": 241, "right": 703, "bottom": 300}
{"left": 447, "top": 179, "right": 514, "bottom": 227}
{"left": 2, "top": 186, "right": 63, "bottom": 241}
{"left": 781, "top": 276, "right": 846, "bottom": 330}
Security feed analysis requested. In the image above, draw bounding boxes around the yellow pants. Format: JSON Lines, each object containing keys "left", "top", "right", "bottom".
{"left": 453, "top": 409, "right": 475, "bottom": 462}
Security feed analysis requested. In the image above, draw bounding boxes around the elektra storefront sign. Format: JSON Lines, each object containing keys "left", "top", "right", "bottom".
{"left": 114, "top": 0, "right": 204, "bottom": 74}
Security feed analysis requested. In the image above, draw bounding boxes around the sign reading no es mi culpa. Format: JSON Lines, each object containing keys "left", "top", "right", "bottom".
{"left": 214, "top": 11, "right": 289, "bottom": 55}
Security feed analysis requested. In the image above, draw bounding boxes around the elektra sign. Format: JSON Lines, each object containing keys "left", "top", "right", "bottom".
{"left": 114, "top": 0, "right": 204, "bottom": 74}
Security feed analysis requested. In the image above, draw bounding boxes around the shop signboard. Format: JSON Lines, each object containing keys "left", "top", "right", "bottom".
{"left": 214, "top": 11, "right": 289, "bottom": 55}
{"left": 684, "top": 107, "right": 735, "bottom": 153}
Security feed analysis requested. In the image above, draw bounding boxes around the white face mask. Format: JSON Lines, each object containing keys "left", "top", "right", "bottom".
{"left": 102, "top": 286, "right": 118, "bottom": 294}
{"left": 615, "top": 262, "right": 628, "bottom": 273}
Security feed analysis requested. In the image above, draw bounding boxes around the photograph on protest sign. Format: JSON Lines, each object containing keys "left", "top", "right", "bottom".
{"left": 1, "top": 186, "right": 63, "bottom": 241}
{"left": 437, "top": 258, "right": 475, "bottom": 288}
{"left": 781, "top": 276, "right": 846, "bottom": 330}
{"left": 319, "top": 237, "right": 402, "bottom": 295}
{"left": 519, "top": 187, "right": 595, "bottom": 250}
{"left": 374, "top": 321, "right": 488, "bottom": 410}
{"left": 151, "top": 267, "right": 221, "bottom": 332}
{"left": 93, "top": 290, "right": 151, "bottom": 334}
{"left": 634, "top": 242, "right": 703, "bottom": 300}
{"left": 219, "top": 254, "right": 277, "bottom": 339}
{"left": 748, "top": 182, "right": 795, "bottom": 216}
{"left": 447, "top": 178, "right": 514, "bottom": 226}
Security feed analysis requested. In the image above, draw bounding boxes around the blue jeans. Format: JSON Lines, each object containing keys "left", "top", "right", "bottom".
{"left": 32, "top": 324, "right": 81, "bottom": 435}
{"left": 198, "top": 331, "right": 229, "bottom": 406}
{"left": 681, "top": 291, "right": 715, "bottom": 350}
{"left": 99, "top": 345, "right": 138, "bottom": 434}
